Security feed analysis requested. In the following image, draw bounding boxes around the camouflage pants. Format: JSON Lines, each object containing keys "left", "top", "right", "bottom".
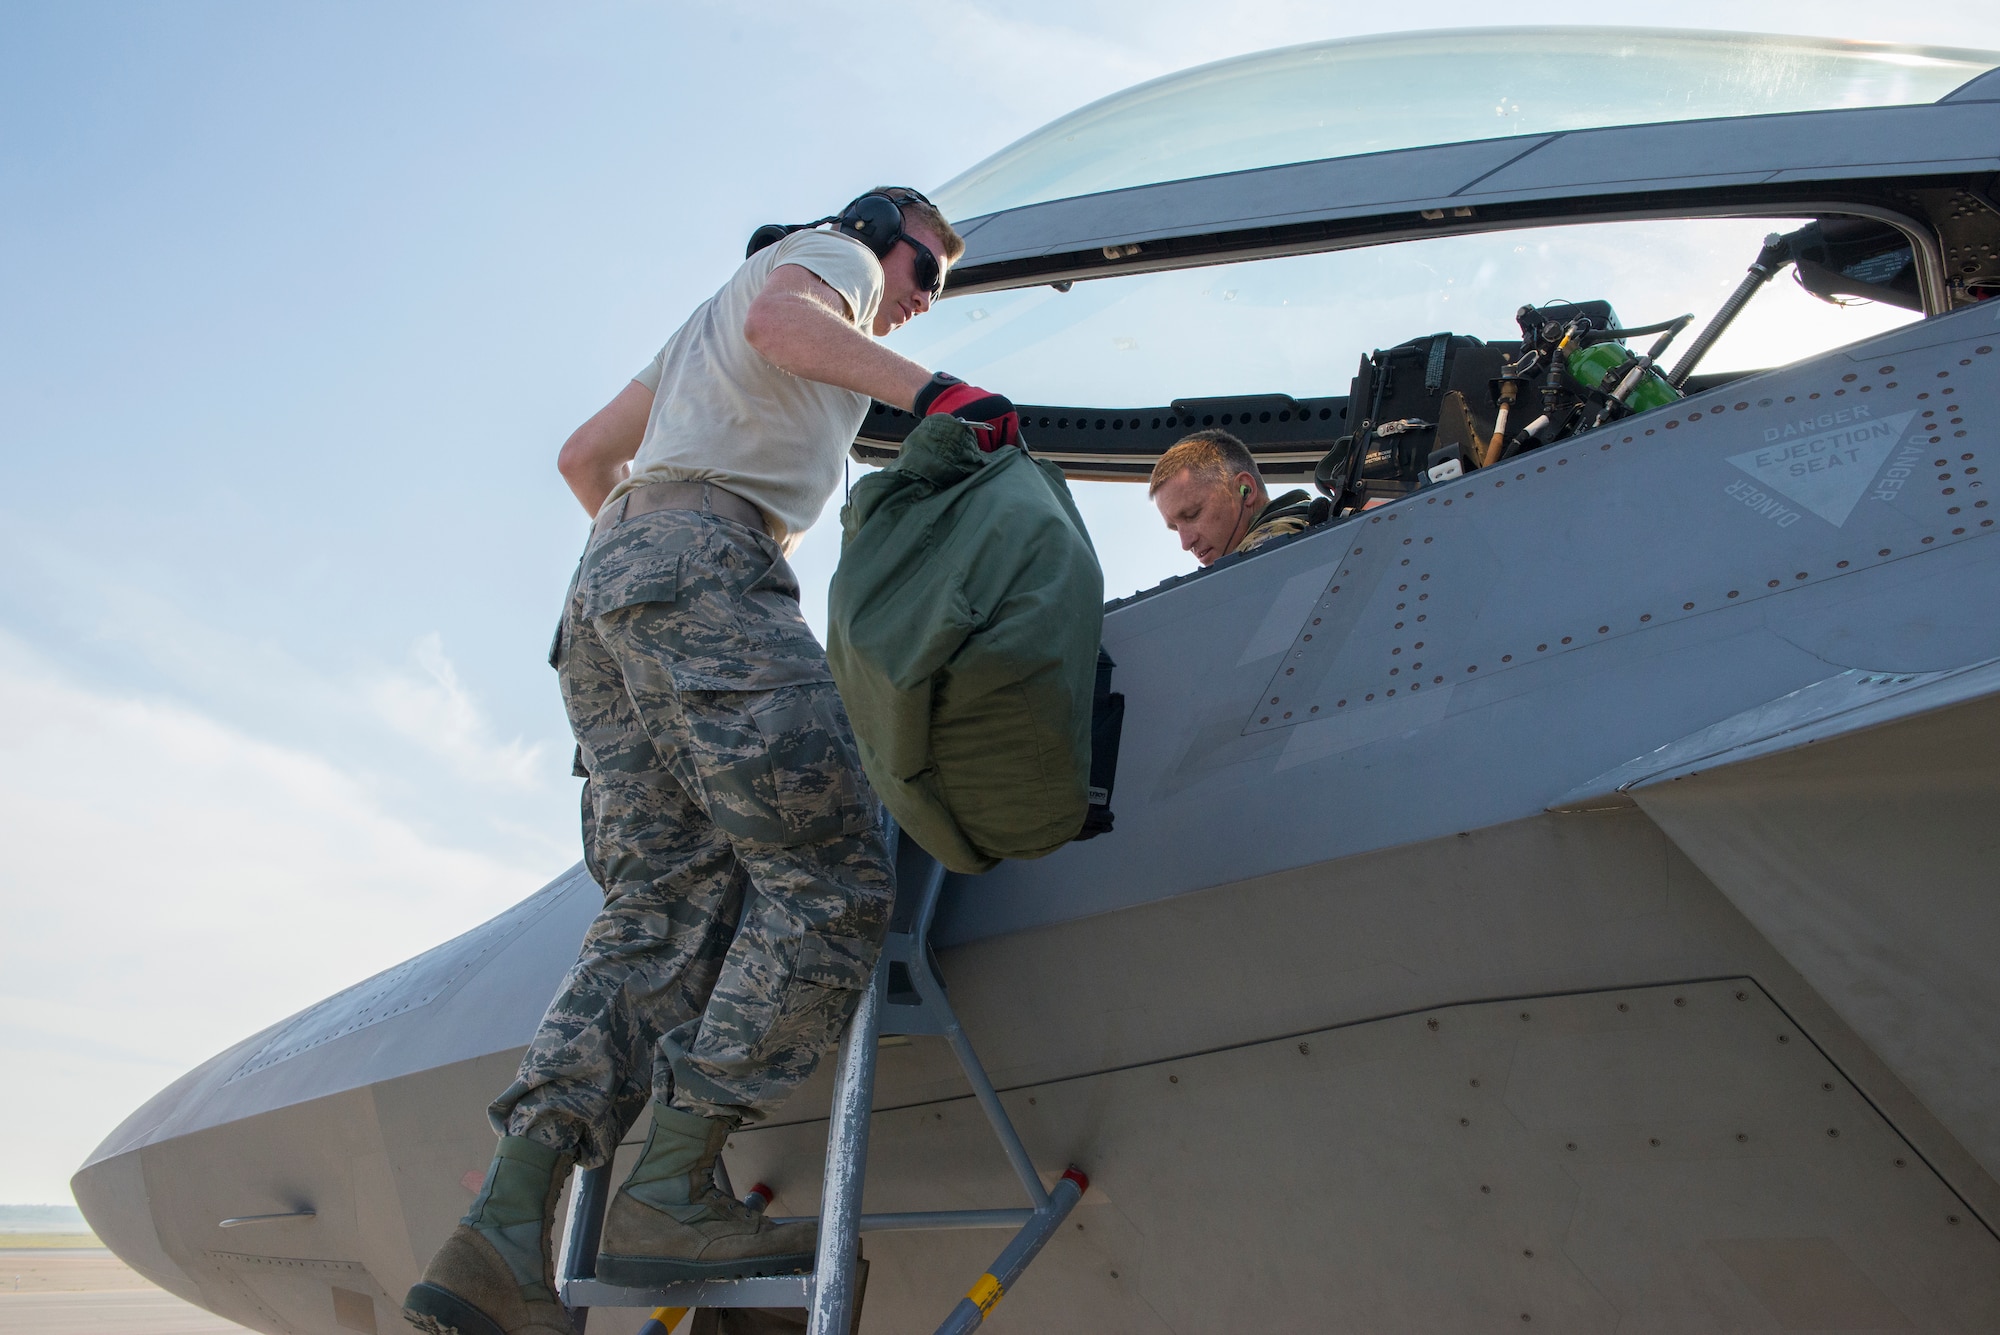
{"left": 489, "top": 506, "right": 893, "bottom": 1168}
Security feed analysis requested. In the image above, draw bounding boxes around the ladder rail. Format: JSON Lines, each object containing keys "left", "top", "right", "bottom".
{"left": 804, "top": 958, "right": 881, "bottom": 1335}
{"left": 557, "top": 1160, "right": 610, "bottom": 1287}
{"left": 942, "top": 1011, "right": 1050, "bottom": 1211}
{"left": 876, "top": 854, "right": 1049, "bottom": 1211}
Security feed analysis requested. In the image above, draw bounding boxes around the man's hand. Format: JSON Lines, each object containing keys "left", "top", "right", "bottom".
{"left": 914, "top": 372, "right": 1021, "bottom": 451}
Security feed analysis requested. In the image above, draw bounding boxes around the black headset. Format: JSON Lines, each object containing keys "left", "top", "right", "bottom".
{"left": 746, "top": 188, "right": 944, "bottom": 296}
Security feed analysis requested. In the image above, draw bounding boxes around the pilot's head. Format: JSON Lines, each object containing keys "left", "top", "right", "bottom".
{"left": 1149, "top": 429, "right": 1270, "bottom": 567}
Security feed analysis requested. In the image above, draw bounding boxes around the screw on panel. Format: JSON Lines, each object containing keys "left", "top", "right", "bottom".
{"left": 1298, "top": 1043, "right": 1310, "bottom": 1055}
{"left": 1427, "top": 1018, "right": 1440, "bottom": 1031}
{"left": 1674, "top": 997, "right": 1686, "bottom": 1007}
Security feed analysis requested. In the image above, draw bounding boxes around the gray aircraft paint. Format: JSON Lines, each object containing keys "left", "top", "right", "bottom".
{"left": 73, "top": 52, "right": 2000, "bottom": 1335}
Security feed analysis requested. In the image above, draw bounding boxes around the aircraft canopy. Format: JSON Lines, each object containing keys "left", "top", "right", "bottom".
{"left": 932, "top": 28, "right": 2000, "bottom": 223}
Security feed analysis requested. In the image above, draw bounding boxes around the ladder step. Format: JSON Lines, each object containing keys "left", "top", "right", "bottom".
{"left": 767, "top": 1209, "right": 1033, "bottom": 1233}
{"left": 563, "top": 1276, "right": 812, "bottom": 1311}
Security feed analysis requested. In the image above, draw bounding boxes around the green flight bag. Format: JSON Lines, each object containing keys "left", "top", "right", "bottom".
{"left": 828, "top": 416, "right": 1104, "bottom": 873}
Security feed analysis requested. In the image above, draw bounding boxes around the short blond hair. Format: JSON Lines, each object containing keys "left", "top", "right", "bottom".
{"left": 1149, "top": 429, "right": 1262, "bottom": 497}
{"left": 875, "top": 186, "right": 966, "bottom": 263}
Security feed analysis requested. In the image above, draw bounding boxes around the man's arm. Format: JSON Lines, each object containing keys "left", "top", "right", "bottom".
{"left": 743, "top": 265, "right": 932, "bottom": 410}
{"left": 556, "top": 378, "right": 655, "bottom": 517}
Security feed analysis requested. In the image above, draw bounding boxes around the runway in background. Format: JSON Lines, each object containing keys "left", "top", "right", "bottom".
{"left": 0, "top": 1246, "right": 247, "bottom": 1334}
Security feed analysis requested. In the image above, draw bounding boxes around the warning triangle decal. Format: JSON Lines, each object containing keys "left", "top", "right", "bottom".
{"left": 1727, "top": 410, "right": 1916, "bottom": 527}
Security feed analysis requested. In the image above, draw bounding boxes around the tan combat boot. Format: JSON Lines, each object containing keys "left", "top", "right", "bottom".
{"left": 596, "top": 1103, "right": 817, "bottom": 1284}
{"left": 403, "top": 1136, "right": 574, "bottom": 1335}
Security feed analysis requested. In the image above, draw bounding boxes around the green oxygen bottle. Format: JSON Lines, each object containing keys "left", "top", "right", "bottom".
{"left": 1568, "top": 340, "right": 1679, "bottom": 414}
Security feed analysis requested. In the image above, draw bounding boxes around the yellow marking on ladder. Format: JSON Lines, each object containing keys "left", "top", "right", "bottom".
{"left": 651, "top": 1307, "right": 689, "bottom": 1332}
{"left": 968, "top": 1272, "right": 1004, "bottom": 1316}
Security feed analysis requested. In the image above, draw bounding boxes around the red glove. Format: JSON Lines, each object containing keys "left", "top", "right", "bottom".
{"left": 913, "top": 372, "right": 1021, "bottom": 451}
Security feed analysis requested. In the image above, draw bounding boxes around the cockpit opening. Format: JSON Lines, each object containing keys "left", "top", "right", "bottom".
{"left": 867, "top": 212, "right": 1936, "bottom": 539}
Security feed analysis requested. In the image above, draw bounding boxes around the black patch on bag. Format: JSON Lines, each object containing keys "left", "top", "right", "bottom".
{"left": 1075, "top": 648, "right": 1124, "bottom": 841}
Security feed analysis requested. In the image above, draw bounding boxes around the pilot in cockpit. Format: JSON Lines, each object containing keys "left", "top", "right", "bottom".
{"left": 1149, "top": 428, "right": 1315, "bottom": 567}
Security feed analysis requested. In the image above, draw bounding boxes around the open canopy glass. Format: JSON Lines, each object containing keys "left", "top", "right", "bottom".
{"left": 932, "top": 28, "right": 2000, "bottom": 223}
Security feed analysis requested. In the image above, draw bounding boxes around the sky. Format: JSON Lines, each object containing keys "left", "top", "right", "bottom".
{"left": 3, "top": 0, "right": 1995, "bottom": 1205}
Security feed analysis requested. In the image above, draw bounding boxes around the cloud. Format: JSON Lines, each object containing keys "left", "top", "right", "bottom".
{"left": 0, "top": 634, "right": 558, "bottom": 1202}
{"left": 365, "top": 631, "right": 547, "bottom": 788}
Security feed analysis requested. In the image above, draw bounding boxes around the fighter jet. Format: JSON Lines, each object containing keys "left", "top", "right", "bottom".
{"left": 75, "top": 27, "right": 2000, "bottom": 1333}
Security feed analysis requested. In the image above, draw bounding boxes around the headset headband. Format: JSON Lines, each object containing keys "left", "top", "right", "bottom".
{"left": 746, "top": 187, "right": 935, "bottom": 261}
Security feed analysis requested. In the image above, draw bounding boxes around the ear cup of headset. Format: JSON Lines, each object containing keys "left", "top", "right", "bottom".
{"left": 836, "top": 194, "right": 907, "bottom": 258}
{"left": 745, "top": 223, "right": 797, "bottom": 258}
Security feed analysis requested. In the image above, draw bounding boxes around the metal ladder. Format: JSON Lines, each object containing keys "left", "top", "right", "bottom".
{"left": 554, "top": 822, "right": 1088, "bottom": 1335}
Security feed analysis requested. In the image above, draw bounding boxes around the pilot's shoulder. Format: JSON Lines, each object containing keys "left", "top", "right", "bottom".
{"left": 1239, "top": 512, "right": 1313, "bottom": 553}
{"left": 1238, "top": 489, "right": 1319, "bottom": 553}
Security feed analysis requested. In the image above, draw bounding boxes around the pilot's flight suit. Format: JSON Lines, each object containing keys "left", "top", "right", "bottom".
{"left": 1237, "top": 487, "right": 1316, "bottom": 555}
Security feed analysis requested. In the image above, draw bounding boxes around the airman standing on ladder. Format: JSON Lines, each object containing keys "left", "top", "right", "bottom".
{"left": 403, "top": 188, "right": 1021, "bottom": 1335}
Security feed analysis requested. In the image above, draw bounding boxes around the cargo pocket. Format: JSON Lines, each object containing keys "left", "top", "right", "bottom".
{"left": 584, "top": 547, "right": 692, "bottom": 619}
{"left": 770, "top": 931, "right": 879, "bottom": 1061}
{"left": 746, "top": 682, "right": 874, "bottom": 845}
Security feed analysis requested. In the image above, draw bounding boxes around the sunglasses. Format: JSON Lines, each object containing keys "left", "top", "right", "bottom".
{"left": 895, "top": 232, "right": 946, "bottom": 301}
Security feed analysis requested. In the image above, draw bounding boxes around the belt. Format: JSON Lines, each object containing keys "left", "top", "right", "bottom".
{"left": 596, "top": 480, "right": 767, "bottom": 536}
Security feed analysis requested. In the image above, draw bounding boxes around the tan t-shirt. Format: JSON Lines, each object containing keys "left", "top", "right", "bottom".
{"left": 608, "top": 228, "right": 885, "bottom": 549}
